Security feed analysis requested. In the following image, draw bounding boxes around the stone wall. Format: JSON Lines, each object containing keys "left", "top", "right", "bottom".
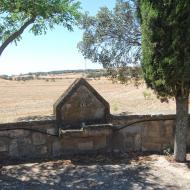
{"left": 0, "top": 114, "right": 190, "bottom": 163}
{"left": 0, "top": 120, "right": 112, "bottom": 163}
{"left": 111, "top": 114, "right": 190, "bottom": 152}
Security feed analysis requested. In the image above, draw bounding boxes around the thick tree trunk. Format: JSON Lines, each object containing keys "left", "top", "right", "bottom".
{"left": 174, "top": 95, "right": 189, "bottom": 162}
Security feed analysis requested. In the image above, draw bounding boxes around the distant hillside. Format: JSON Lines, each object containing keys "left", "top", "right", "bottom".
{"left": 0, "top": 67, "right": 142, "bottom": 81}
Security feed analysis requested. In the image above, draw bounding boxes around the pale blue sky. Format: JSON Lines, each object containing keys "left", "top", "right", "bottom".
{"left": 0, "top": 0, "right": 116, "bottom": 75}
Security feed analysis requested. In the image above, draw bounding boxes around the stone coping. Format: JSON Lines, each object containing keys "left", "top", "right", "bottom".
{"left": 0, "top": 119, "right": 56, "bottom": 129}
{"left": 0, "top": 114, "right": 179, "bottom": 130}
{"left": 110, "top": 114, "right": 176, "bottom": 121}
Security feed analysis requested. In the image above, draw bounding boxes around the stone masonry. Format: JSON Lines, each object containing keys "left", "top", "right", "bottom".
{"left": 0, "top": 114, "right": 190, "bottom": 162}
{"left": 53, "top": 78, "right": 110, "bottom": 129}
{"left": 0, "top": 78, "right": 190, "bottom": 163}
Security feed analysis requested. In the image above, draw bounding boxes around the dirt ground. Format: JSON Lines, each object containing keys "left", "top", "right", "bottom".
{"left": 0, "top": 154, "right": 190, "bottom": 190}
{"left": 0, "top": 75, "right": 177, "bottom": 123}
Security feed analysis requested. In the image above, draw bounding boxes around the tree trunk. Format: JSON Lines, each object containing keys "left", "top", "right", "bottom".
{"left": 0, "top": 17, "right": 35, "bottom": 56}
{"left": 174, "top": 95, "right": 189, "bottom": 162}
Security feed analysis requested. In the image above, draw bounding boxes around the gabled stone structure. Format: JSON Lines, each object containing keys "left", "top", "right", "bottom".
{"left": 53, "top": 78, "right": 110, "bottom": 129}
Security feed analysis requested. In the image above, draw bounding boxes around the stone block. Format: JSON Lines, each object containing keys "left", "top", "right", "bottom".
{"left": 134, "top": 134, "right": 141, "bottom": 151}
{"left": 142, "top": 143, "right": 162, "bottom": 151}
{"left": 143, "top": 135, "right": 173, "bottom": 146}
{"left": 111, "top": 131, "right": 125, "bottom": 150}
{"left": 9, "top": 140, "right": 19, "bottom": 157}
{"left": 32, "top": 133, "right": 46, "bottom": 145}
{"left": 165, "top": 125, "right": 173, "bottom": 138}
{"left": 0, "top": 140, "right": 8, "bottom": 152}
{"left": 62, "top": 138, "right": 78, "bottom": 150}
{"left": 20, "top": 137, "right": 32, "bottom": 144}
{"left": 47, "top": 128, "right": 57, "bottom": 135}
{"left": 124, "top": 136, "right": 135, "bottom": 151}
{"left": 13, "top": 137, "right": 33, "bottom": 157}
{"left": 141, "top": 126, "right": 148, "bottom": 136}
{"left": 52, "top": 141, "right": 62, "bottom": 156}
{"left": 93, "top": 136, "right": 107, "bottom": 149}
{"left": 9, "top": 130, "right": 30, "bottom": 138}
{"left": 147, "top": 123, "right": 161, "bottom": 137}
{"left": 84, "top": 127, "right": 112, "bottom": 137}
{"left": 124, "top": 125, "right": 141, "bottom": 134}
{"left": 164, "top": 120, "right": 175, "bottom": 128}
{"left": 78, "top": 141, "right": 93, "bottom": 150}
{"left": 36, "top": 146, "right": 48, "bottom": 155}
{"left": 42, "top": 146, "right": 47, "bottom": 154}
{"left": 0, "top": 131, "right": 10, "bottom": 137}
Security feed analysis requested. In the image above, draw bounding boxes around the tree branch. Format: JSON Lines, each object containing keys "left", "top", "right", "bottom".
{"left": 0, "top": 17, "right": 35, "bottom": 56}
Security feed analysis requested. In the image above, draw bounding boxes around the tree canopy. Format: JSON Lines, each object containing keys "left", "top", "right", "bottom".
{"left": 0, "top": 0, "right": 81, "bottom": 55}
{"left": 138, "top": 0, "right": 190, "bottom": 162}
{"left": 78, "top": 0, "right": 141, "bottom": 83}
{"left": 138, "top": 0, "right": 190, "bottom": 100}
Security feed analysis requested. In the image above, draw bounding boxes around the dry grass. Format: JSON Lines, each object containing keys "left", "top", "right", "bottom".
{"left": 0, "top": 74, "right": 176, "bottom": 123}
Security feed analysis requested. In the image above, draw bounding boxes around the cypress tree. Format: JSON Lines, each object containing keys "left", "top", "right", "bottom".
{"left": 138, "top": 0, "right": 190, "bottom": 162}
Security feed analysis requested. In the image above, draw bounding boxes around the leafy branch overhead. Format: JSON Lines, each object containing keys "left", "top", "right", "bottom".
{"left": 0, "top": 0, "right": 81, "bottom": 55}
{"left": 78, "top": 0, "right": 141, "bottom": 82}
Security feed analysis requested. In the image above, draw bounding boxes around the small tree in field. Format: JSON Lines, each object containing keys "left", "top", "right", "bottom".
{"left": 0, "top": 0, "right": 81, "bottom": 56}
{"left": 138, "top": 0, "right": 190, "bottom": 162}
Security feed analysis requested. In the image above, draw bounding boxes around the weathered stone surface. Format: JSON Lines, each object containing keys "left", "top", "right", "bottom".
{"left": 32, "top": 133, "right": 46, "bottom": 145}
{"left": 16, "top": 138, "right": 33, "bottom": 157}
{"left": 142, "top": 143, "right": 162, "bottom": 151}
{"left": 124, "top": 136, "right": 135, "bottom": 151}
{"left": 0, "top": 140, "right": 8, "bottom": 152}
{"left": 111, "top": 132, "right": 126, "bottom": 150}
{"left": 19, "top": 137, "right": 32, "bottom": 145}
{"left": 47, "top": 128, "right": 57, "bottom": 135}
{"left": 134, "top": 134, "right": 141, "bottom": 151}
{"left": 124, "top": 125, "right": 141, "bottom": 134}
{"left": 9, "top": 140, "right": 19, "bottom": 157}
{"left": 54, "top": 78, "right": 110, "bottom": 129}
{"left": 0, "top": 114, "right": 189, "bottom": 162}
{"left": 0, "top": 131, "right": 10, "bottom": 137}
{"left": 9, "top": 130, "right": 30, "bottom": 138}
{"left": 93, "top": 136, "right": 107, "bottom": 149}
{"left": 147, "top": 123, "right": 161, "bottom": 137}
{"left": 36, "top": 146, "right": 48, "bottom": 155}
{"left": 52, "top": 141, "right": 62, "bottom": 156}
{"left": 78, "top": 141, "right": 93, "bottom": 150}
{"left": 165, "top": 125, "right": 174, "bottom": 138}
{"left": 84, "top": 125, "right": 113, "bottom": 136}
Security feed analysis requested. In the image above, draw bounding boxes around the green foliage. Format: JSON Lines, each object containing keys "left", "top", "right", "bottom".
{"left": 86, "top": 70, "right": 107, "bottom": 79}
{"left": 142, "top": 90, "right": 151, "bottom": 100}
{"left": 112, "top": 103, "right": 119, "bottom": 112}
{"left": 78, "top": 0, "right": 141, "bottom": 83}
{"left": 138, "top": 0, "right": 190, "bottom": 99}
{"left": 163, "top": 144, "right": 173, "bottom": 156}
{"left": 0, "top": 0, "right": 81, "bottom": 55}
{"left": 107, "top": 66, "right": 143, "bottom": 84}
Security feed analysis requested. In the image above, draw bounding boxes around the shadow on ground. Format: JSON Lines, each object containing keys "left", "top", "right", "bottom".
{"left": 0, "top": 154, "right": 178, "bottom": 190}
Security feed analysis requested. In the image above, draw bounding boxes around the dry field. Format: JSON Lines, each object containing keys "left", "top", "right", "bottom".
{"left": 0, "top": 73, "right": 176, "bottom": 123}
